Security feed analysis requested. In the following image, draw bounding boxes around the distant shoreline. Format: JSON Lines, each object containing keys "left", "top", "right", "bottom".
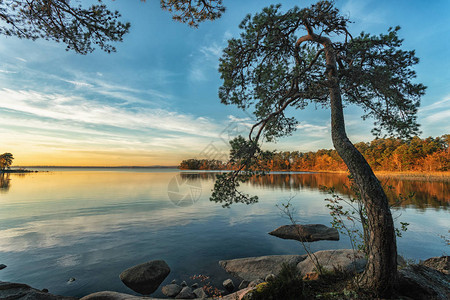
{"left": 12, "top": 166, "right": 178, "bottom": 169}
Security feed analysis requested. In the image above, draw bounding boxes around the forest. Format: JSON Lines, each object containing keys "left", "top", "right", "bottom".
{"left": 179, "top": 135, "right": 449, "bottom": 172}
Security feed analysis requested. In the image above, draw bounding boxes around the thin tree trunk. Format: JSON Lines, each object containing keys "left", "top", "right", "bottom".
{"left": 323, "top": 41, "right": 398, "bottom": 296}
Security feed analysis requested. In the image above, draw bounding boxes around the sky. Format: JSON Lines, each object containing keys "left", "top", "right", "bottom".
{"left": 0, "top": 0, "right": 449, "bottom": 166}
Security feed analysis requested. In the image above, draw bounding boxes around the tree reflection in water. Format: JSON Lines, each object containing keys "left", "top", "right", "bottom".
{"left": 179, "top": 171, "right": 448, "bottom": 210}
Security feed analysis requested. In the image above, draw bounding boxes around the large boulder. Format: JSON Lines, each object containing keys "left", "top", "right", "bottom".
{"left": 269, "top": 224, "right": 339, "bottom": 242}
{"left": 219, "top": 255, "right": 306, "bottom": 281}
{"left": 398, "top": 264, "right": 450, "bottom": 300}
{"left": 297, "top": 249, "right": 366, "bottom": 275}
{"left": 421, "top": 256, "right": 449, "bottom": 275}
{"left": 0, "top": 281, "right": 77, "bottom": 300}
{"left": 119, "top": 260, "right": 170, "bottom": 295}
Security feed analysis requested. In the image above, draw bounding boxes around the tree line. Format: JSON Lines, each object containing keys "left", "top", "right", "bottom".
{"left": 179, "top": 135, "right": 449, "bottom": 172}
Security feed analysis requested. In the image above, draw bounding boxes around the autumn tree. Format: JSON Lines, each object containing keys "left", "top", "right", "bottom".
{"left": 212, "top": 1, "right": 426, "bottom": 296}
{"left": 0, "top": 0, "right": 225, "bottom": 53}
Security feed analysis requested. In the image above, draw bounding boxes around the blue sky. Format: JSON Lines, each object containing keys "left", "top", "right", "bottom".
{"left": 0, "top": 0, "right": 449, "bottom": 166}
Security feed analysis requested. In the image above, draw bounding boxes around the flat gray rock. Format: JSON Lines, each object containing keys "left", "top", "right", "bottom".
{"left": 219, "top": 255, "right": 306, "bottom": 281}
{"left": 120, "top": 260, "right": 170, "bottom": 295}
{"left": 193, "top": 287, "right": 207, "bottom": 299}
{"left": 269, "top": 224, "right": 339, "bottom": 242}
{"left": 297, "top": 249, "right": 366, "bottom": 275}
{"left": 399, "top": 264, "right": 450, "bottom": 300}
{"left": 0, "top": 281, "right": 77, "bottom": 300}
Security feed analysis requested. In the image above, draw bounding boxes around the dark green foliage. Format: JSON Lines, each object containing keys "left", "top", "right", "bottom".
{"left": 246, "top": 263, "right": 304, "bottom": 300}
{"left": 0, "top": 0, "right": 225, "bottom": 53}
{"left": 160, "top": 0, "right": 225, "bottom": 27}
{"left": 219, "top": 1, "right": 425, "bottom": 141}
{"left": 210, "top": 136, "right": 272, "bottom": 207}
{"left": 0, "top": 0, "right": 130, "bottom": 54}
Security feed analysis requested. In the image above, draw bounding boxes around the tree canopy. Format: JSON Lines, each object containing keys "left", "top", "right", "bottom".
{"left": 0, "top": 152, "right": 14, "bottom": 172}
{"left": 0, "top": 0, "right": 225, "bottom": 54}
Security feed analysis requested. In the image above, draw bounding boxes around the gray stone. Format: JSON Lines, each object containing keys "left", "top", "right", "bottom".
{"left": 265, "top": 274, "right": 276, "bottom": 282}
{"left": 119, "top": 260, "right": 170, "bottom": 295}
{"left": 248, "top": 279, "right": 263, "bottom": 288}
{"left": 297, "top": 249, "right": 367, "bottom": 275}
{"left": 269, "top": 224, "right": 339, "bottom": 242}
{"left": 0, "top": 264, "right": 6, "bottom": 270}
{"left": 67, "top": 277, "right": 76, "bottom": 283}
{"left": 219, "top": 254, "right": 306, "bottom": 281}
{"left": 175, "top": 286, "right": 195, "bottom": 299}
{"left": 81, "top": 291, "right": 167, "bottom": 299}
{"left": 421, "top": 256, "right": 449, "bottom": 275}
{"left": 398, "top": 264, "right": 450, "bottom": 300}
{"left": 193, "top": 287, "right": 207, "bottom": 298}
{"left": 221, "top": 287, "right": 253, "bottom": 300}
{"left": 191, "top": 283, "right": 198, "bottom": 289}
{"left": 171, "top": 279, "right": 177, "bottom": 284}
{"left": 223, "top": 279, "right": 235, "bottom": 292}
{"left": 161, "top": 284, "right": 182, "bottom": 297}
{"left": 238, "top": 280, "right": 249, "bottom": 290}
{"left": 0, "top": 281, "right": 77, "bottom": 300}
{"left": 181, "top": 280, "right": 187, "bottom": 287}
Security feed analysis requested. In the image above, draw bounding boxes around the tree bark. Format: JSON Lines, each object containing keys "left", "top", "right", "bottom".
{"left": 322, "top": 39, "right": 398, "bottom": 296}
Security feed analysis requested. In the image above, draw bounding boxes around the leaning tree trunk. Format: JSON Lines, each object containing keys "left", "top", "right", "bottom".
{"left": 323, "top": 40, "right": 398, "bottom": 296}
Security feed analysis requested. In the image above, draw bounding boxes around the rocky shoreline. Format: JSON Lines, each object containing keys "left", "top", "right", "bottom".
{"left": 1, "top": 252, "right": 448, "bottom": 300}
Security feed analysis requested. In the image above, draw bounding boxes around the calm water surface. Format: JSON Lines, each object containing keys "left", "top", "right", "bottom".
{"left": 0, "top": 169, "right": 448, "bottom": 297}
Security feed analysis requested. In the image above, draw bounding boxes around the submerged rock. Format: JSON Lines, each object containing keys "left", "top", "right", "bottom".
{"left": 119, "top": 260, "right": 170, "bottom": 295}
{"left": 238, "top": 280, "right": 249, "bottom": 290}
{"left": 219, "top": 255, "right": 306, "bottom": 281}
{"left": 0, "top": 281, "right": 77, "bottom": 300}
{"left": 161, "top": 283, "right": 182, "bottom": 297}
{"left": 223, "top": 279, "right": 235, "bottom": 292}
{"left": 269, "top": 224, "right": 339, "bottom": 242}
{"left": 297, "top": 249, "right": 366, "bottom": 275}
{"left": 0, "top": 264, "right": 6, "bottom": 270}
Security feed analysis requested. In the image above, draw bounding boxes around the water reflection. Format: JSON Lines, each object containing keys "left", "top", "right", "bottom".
{"left": 0, "top": 173, "right": 11, "bottom": 192}
{"left": 179, "top": 172, "right": 449, "bottom": 209}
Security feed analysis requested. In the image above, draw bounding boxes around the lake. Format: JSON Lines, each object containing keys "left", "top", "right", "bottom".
{"left": 0, "top": 169, "right": 448, "bottom": 298}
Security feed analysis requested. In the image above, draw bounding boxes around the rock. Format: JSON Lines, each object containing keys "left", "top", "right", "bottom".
{"left": 161, "top": 284, "right": 182, "bottom": 297}
{"left": 222, "top": 287, "right": 254, "bottom": 300}
{"left": 175, "top": 286, "right": 195, "bottom": 299}
{"left": 398, "top": 264, "right": 450, "bottom": 300}
{"left": 248, "top": 279, "right": 263, "bottom": 288}
{"left": 223, "top": 279, "right": 235, "bottom": 292}
{"left": 171, "top": 279, "right": 177, "bottom": 284}
{"left": 181, "top": 280, "right": 187, "bottom": 287}
{"left": 265, "top": 274, "right": 275, "bottom": 282}
{"left": 119, "top": 260, "right": 170, "bottom": 295}
{"left": 0, "top": 264, "right": 6, "bottom": 270}
{"left": 297, "top": 249, "right": 367, "bottom": 275}
{"left": 193, "top": 287, "right": 207, "bottom": 298}
{"left": 219, "top": 254, "right": 306, "bottom": 281}
{"left": 269, "top": 224, "right": 339, "bottom": 242}
{"left": 42, "top": 288, "right": 49, "bottom": 293}
{"left": 191, "top": 283, "right": 198, "bottom": 289}
{"left": 0, "top": 281, "right": 77, "bottom": 300}
{"left": 67, "top": 277, "right": 76, "bottom": 283}
{"left": 238, "top": 280, "right": 249, "bottom": 289}
{"left": 81, "top": 291, "right": 162, "bottom": 299}
{"left": 421, "top": 256, "right": 449, "bottom": 275}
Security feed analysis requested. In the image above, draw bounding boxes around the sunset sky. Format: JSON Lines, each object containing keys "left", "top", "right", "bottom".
{"left": 0, "top": 0, "right": 449, "bottom": 166}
